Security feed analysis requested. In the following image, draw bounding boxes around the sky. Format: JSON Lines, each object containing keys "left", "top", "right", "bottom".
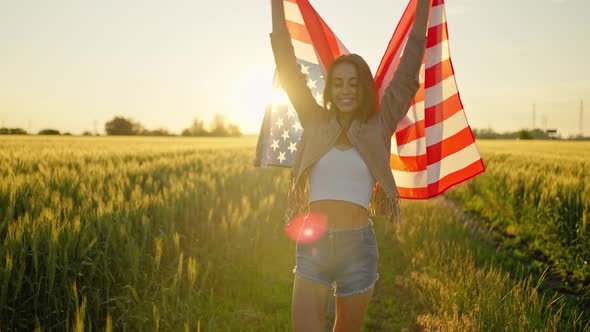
{"left": 0, "top": 0, "right": 589, "bottom": 137}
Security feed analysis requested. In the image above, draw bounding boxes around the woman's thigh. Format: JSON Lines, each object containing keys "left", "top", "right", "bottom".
{"left": 333, "top": 286, "right": 374, "bottom": 332}
{"left": 292, "top": 274, "right": 332, "bottom": 332}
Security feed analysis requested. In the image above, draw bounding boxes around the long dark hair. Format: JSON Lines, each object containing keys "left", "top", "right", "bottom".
{"left": 323, "top": 54, "right": 378, "bottom": 122}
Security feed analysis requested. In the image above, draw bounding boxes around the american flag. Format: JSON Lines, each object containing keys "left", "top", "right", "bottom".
{"left": 255, "top": 0, "right": 347, "bottom": 167}
{"left": 255, "top": 0, "right": 485, "bottom": 199}
{"left": 376, "top": 0, "right": 485, "bottom": 198}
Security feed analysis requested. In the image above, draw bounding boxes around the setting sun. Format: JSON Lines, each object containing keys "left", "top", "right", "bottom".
{"left": 234, "top": 69, "right": 274, "bottom": 133}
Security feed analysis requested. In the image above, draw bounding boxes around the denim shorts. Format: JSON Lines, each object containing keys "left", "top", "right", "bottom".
{"left": 293, "top": 219, "right": 379, "bottom": 297}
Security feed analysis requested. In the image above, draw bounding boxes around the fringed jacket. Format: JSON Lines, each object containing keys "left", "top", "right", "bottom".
{"left": 270, "top": 7, "right": 428, "bottom": 225}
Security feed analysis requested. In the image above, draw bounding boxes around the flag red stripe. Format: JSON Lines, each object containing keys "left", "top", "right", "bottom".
{"left": 390, "top": 153, "right": 427, "bottom": 172}
{"left": 424, "top": 58, "right": 454, "bottom": 89}
{"left": 414, "top": 82, "right": 425, "bottom": 104}
{"left": 391, "top": 125, "right": 476, "bottom": 171}
{"left": 410, "top": 61, "right": 455, "bottom": 107}
{"left": 297, "top": 0, "right": 340, "bottom": 70}
{"left": 426, "top": 23, "right": 448, "bottom": 48}
{"left": 395, "top": 119, "right": 425, "bottom": 145}
{"left": 285, "top": 21, "right": 312, "bottom": 44}
{"left": 397, "top": 185, "right": 429, "bottom": 198}
{"left": 427, "top": 159, "right": 485, "bottom": 196}
{"left": 425, "top": 126, "right": 475, "bottom": 164}
{"left": 318, "top": 11, "right": 342, "bottom": 61}
{"left": 411, "top": 59, "right": 454, "bottom": 105}
{"left": 432, "top": 0, "right": 445, "bottom": 7}
{"left": 410, "top": 60, "right": 454, "bottom": 104}
{"left": 395, "top": 92, "right": 462, "bottom": 146}
{"left": 397, "top": 158, "right": 484, "bottom": 198}
{"left": 424, "top": 92, "right": 462, "bottom": 127}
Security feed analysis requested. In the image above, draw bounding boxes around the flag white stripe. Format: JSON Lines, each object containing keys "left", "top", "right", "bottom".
{"left": 429, "top": 5, "right": 447, "bottom": 28}
{"left": 418, "top": 63, "right": 425, "bottom": 84}
{"left": 424, "top": 75, "right": 458, "bottom": 108}
{"left": 396, "top": 100, "right": 425, "bottom": 132}
{"left": 395, "top": 135, "right": 427, "bottom": 157}
{"left": 284, "top": 1, "right": 304, "bottom": 25}
{"left": 393, "top": 142, "right": 481, "bottom": 187}
{"left": 426, "top": 142, "right": 481, "bottom": 184}
{"left": 392, "top": 167, "right": 428, "bottom": 188}
{"left": 394, "top": 107, "right": 469, "bottom": 157}
{"left": 292, "top": 39, "right": 319, "bottom": 64}
{"left": 424, "top": 109, "right": 467, "bottom": 146}
{"left": 395, "top": 73, "right": 460, "bottom": 133}
{"left": 425, "top": 39, "right": 450, "bottom": 69}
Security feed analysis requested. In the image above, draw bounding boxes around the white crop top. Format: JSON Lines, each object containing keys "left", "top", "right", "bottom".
{"left": 309, "top": 147, "right": 376, "bottom": 209}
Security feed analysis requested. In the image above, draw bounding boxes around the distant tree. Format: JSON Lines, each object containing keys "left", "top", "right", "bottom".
{"left": 208, "top": 113, "right": 242, "bottom": 137}
{"left": 82, "top": 131, "right": 93, "bottom": 136}
{"left": 227, "top": 123, "right": 242, "bottom": 137}
{"left": 38, "top": 129, "right": 61, "bottom": 135}
{"left": 105, "top": 116, "right": 142, "bottom": 135}
{"left": 181, "top": 117, "right": 208, "bottom": 136}
{"left": 132, "top": 122, "right": 144, "bottom": 135}
{"left": 473, "top": 128, "right": 498, "bottom": 139}
{"left": 0, "top": 127, "right": 27, "bottom": 135}
{"left": 64, "top": 132, "right": 72, "bottom": 136}
{"left": 142, "top": 128, "right": 173, "bottom": 136}
{"left": 474, "top": 128, "right": 558, "bottom": 140}
{"left": 517, "top": 129, "right": 533, "bottom": 140}
{"left": 210, "top": 113, "right": 229, "bottom": 136}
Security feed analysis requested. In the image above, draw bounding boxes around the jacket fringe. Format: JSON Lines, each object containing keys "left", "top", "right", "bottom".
{"left": 286, "top": 173, "right": 401, "bottom": 226}
{"left": 285, "top": 173, "right": 309, "bottom": 223}
{"left": 369, "top": 183, "right": 401, "bottom": 226}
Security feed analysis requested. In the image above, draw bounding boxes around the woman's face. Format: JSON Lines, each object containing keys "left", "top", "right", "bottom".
{"left": 331, "top": 62, "right": 360, "bottom": 113}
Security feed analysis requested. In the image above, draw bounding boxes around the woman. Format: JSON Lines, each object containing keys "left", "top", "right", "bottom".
{"left": 270, "top": 0, "right": 431, "bottom": 330}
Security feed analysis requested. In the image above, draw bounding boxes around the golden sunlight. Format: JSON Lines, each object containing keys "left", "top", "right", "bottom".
{"left": 235, "top": 70, "right": 275, "bottom": 132}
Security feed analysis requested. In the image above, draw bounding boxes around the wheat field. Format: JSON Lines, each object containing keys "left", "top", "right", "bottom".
{"left": 0, "top": 136, "right": 587, "bottom": 331}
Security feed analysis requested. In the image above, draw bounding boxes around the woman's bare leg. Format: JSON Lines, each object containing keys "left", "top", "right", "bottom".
{"left": 292, "top": 274, "right": 332, "bottom": 332}
{"left": 332, "top": 287, "right": 374, "bottom": 332}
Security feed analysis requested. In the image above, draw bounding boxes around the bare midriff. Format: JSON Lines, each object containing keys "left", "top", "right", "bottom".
{"left": 309, "top": 200, "right": 370, "bottom": 229}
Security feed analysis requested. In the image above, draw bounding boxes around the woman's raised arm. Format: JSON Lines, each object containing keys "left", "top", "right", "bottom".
{"left": 270, "top": 0, "right": 323, "bottom": 128}
{"left": 379, "top": 0, "right": 431, "bottom": 138}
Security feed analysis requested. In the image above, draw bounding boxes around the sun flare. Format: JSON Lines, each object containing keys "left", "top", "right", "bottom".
{"left": 235, "top": 71, "right": 276, "bottom": 132}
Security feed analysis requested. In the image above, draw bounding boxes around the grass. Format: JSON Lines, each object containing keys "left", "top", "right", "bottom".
{"left": 445, "top": 140, "right": 590, "bottom": 310}
{"left": 0, "top": 136, "right": 587, "bottom": 330}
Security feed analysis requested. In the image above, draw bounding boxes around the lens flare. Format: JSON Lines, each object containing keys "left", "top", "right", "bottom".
{"left": 284, "top": 213, "right": 328, "bottom": 244}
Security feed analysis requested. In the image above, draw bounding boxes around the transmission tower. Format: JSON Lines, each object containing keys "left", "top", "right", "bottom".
{"left": 542, "top": 116, "right": 547, "bottom": 132}
{"left": 531, "top": 102, "right": 537, "bottom": 130}
{"left": 580, "top": 99, "right": 584, "bottom": 137}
